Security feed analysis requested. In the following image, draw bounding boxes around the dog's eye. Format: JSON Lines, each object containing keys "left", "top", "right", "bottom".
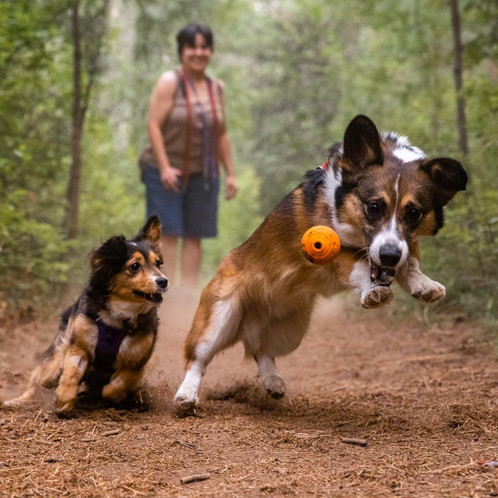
{"left": 405, "top": 207, "right": 423, "bottom": 225}
{"left": 155, "top": 260, "right": 162, "bottom": 268}
{"left": 366, "top": 200, "right": 385, "bottom": 218}
{"left": 129, "top": 262, "right": 141, "bottom": 273}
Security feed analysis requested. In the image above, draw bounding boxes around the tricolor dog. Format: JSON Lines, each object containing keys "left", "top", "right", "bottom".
{"left": 174, "top": 115, "right": 467, "bottom": 412}
{"left": 3, "top": 216, "right": 168, "bottom": 416}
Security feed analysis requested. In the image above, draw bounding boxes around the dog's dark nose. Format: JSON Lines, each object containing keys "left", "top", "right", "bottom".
{"left": 379, "top": 244, "right": 401, "bottom": 267}
{"left": 156, "top": 277, "right": 168, "bottom": 290}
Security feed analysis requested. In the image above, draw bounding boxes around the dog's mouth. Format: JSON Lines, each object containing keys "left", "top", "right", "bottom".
{"left": 370, "top": 262, "right": 396, "bottom": 286}
{"left": 133, "top": 290, "right": 164, "bottom": 303}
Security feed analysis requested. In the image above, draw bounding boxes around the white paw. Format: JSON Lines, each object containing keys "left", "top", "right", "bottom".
{"left": 361, "top": 285, "right": 394, "bottom": 309}
{"left": 262, "top": 374, "right": 286, "bottom": 399}
{"left": 409, "top": 276, "right": 446, "bottom": 302}
{"left": 174, "top": 386, "right": 199, "bottom": 413}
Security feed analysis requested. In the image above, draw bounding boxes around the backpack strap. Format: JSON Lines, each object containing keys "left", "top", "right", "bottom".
{"left": 180, "top": 69, "right": 220, "bottom": 185}
{"left": 206, "top": 77, "right": 219, "bottom": 175}
{"left": 180, "top": 68, "right": 193, "bottom": 186}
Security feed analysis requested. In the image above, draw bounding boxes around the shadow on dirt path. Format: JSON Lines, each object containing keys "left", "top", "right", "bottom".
{"left": 1, "top": 293, "right": 497, "bottom": 496}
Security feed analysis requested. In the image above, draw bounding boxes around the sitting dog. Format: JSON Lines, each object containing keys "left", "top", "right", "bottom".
{"left": 2, "top": 215, "right": 168, "bottom": 416}
{"left": 174, "top": 115, "right": 467, "bottom": 412}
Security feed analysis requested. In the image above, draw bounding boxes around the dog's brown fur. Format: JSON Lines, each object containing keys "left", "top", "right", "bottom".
{"left": 173, "top": 115, "right": 467, "bottom": 412}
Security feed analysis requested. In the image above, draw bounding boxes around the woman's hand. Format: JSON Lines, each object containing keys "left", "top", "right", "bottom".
{"left": 161, "top": 167, "right": 183, "bottom": 192}
{"left": 225, "top": 175, "right": 237, "bottom": 200}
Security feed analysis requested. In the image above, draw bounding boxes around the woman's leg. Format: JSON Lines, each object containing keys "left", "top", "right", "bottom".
{"left": 181, "top": 175, "right": 219, "bottom": 293}
{"left": 181, "top": 237, "right": 202, "bottom": 292}
{"left": 161, "top": 235, "right": 179, "bottom": 288}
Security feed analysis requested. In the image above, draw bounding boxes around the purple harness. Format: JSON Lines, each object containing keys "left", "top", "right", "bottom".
{"left": 94, "top": 320, "right": 128, "bottom": 373}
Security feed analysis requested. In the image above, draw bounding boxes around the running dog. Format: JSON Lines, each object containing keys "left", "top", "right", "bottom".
{"left": 2, "top": 216, "right": 168, "bottom": 416}
{"left": 174, "top": 115, "right": 467, "bottom": 412}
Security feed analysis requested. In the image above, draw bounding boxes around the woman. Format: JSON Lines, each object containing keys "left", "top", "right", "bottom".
{"left": 141, "top": 24, "right": 237, "bottom": 293}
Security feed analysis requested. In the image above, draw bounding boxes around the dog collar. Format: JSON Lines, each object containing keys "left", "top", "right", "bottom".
{"left": 94, "top": 320, "right": 128, "bottom": 373}
{"left": 318, "top": 161, "right": 329, "bottom": 170}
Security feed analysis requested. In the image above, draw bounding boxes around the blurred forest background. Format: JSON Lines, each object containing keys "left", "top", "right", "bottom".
{"left": 1, "top": 0, "right": 496, "bottom": 331}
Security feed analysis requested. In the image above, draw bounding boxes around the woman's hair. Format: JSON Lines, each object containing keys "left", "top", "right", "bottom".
{"left": 176, "top": 24, "right": 214, "bottom": 61}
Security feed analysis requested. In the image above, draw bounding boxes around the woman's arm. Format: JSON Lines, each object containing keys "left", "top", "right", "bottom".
{"left": 217, "top": 80, "right": 237, "bottom": 200}
{"left": 218, "top": 132, "right": 237, "bottom": 200}
{"left": 148, "top": 71, "right": 182, "bottom": 192}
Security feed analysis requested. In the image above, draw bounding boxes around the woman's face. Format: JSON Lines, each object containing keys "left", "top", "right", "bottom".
{"left": 181, "top": 33, "right": 212, "bottom": 73}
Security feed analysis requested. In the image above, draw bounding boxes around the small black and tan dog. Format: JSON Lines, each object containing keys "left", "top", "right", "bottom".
{"left": 3, "top": 215, "right": 168, "bottom": 416}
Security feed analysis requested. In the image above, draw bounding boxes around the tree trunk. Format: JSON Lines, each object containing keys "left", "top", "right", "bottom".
{"left": 65, "top": 0, "right": 109, "bottom": 239}
{"left": 66, "top": 0, "right": 83, "bottom": 239}
{"left": 449, "top": 0, "right": 468, "bottom": 156}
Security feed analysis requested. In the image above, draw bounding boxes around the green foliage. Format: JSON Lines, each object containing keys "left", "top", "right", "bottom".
{"left": 73, "top": 110, "right": 146, "bottom": 270}
{"left": 0, "top": 1, "right": 73, "bottom": 316}
{"left": 0, "top": 189, "right": 72, "bottom": 312}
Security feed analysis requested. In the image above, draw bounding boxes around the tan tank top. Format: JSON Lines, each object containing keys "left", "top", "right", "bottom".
{"left": 143, "top": 71, "right": 226, "bottom": 174}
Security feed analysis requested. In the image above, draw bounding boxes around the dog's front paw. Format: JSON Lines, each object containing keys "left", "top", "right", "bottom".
{"left": 55, "top": 405, "right": 76, "bottom": 418}
{"left": 54, "top": 398, "right": 75, "bottom": 417}
{"left": 409, "top": 275, "right": 446, "bottom": 302}
{"left": 102, "top": 384, "right": 127, "bottom": 404}
{"left": 262, "top": 374, "right": 286, "bottom": 399}
{"left": 361, "top": 285, "right": 393, "bottom": 309}
{"left": 55, "top": 385, "right": 76, "bottom": 416}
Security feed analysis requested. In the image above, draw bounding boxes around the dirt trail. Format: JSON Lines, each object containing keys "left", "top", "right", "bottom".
{"left": 1, "top": 294, "right": 497, "bottom": 497}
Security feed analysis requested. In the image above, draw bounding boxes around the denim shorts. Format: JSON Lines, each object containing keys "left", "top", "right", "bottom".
{"left": 144, "top": 166, "right": 219, "bottom": 238}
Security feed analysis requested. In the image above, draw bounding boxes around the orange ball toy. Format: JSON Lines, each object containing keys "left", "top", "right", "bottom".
{"left": 301, "top": 225, "right": 341, "bottom": 265}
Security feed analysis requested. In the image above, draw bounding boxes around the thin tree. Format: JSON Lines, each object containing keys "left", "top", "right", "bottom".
{"left": 449, "top": 0, "right": 469, "bottom": 156}
{"left": 66, "top": 0, "right": 110, "bottom": 239}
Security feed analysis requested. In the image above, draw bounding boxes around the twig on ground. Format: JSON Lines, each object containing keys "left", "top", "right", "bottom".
{"left": 81, "top": 437, "right": 98, "bottom": 443}
{"left": 102, "top": 429, "right": 121, "bottom": 437}
{"left": 430, "top": 460, "right": 477, "bottom": 474}
{"left": 121, "top": 484, "right": 147, "bottom": 495}
{"left": 340, "top": 437, "right": 368, "bottom": 447}
{"left": 180, "top": 473, "right": 211, "bottom": 484}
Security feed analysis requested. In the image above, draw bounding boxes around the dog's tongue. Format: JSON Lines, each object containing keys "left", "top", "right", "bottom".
{"left": 370, "top": 264, "right": 379, "bottom": 281}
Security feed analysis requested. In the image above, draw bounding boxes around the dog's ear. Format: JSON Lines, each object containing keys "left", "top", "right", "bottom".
{"left": 133, "top": 215, "right": 162, "bottom": 246}
{"left": 89, "top": 235, "right": 128, "bottom": 274}
{"left": 420, "top": 157, "right": 468, "bottom": 204}
{"left": 342, "top": 115, "right": 383, "bottom": 171}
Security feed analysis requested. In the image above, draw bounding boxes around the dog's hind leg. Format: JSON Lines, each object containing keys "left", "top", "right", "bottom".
{"left": 174, "top": 292, "right": 242, "bottom": 412}
{"left": 255, "top": 356, "right": 286, "bottom": 399}
{"left": 2, "top": 349, "right": 63, "bottom": 408}
{"left": 2, "top": 365, "right": 42, "bottom": 408}
{"left": 250, "top": 305, "right": 313, "bottom": 399}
